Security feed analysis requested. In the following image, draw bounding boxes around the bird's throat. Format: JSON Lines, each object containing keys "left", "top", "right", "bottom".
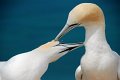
{"left": 84, "top": 24, "right": 109, "bottom": 53}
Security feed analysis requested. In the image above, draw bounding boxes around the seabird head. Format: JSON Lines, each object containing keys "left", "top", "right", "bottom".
{"left": 39, "top": 40, "right": 83, "bottom": 63}
{"left": 55, "top": 3, "right": 105, "bottom": 41}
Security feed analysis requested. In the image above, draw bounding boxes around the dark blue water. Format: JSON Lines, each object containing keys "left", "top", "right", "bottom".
{"left": 0, "top": 0, "right": 120, "bottom": 80}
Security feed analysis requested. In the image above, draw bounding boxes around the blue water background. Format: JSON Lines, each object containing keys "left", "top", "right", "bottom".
{"left": 0, "top": 0, "right": 120, "bottom": 80}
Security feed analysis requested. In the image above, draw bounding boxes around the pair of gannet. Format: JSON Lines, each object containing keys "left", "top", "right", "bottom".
{"left": 55, "top": 3, "right": 120, "bottom": 80}
{"left": 0, "top": 40, "right": 82, "bottom": 80}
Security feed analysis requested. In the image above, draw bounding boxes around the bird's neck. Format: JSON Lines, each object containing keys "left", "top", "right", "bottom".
{"left": 84, "top": 23, "right": 111, "bottom": 53}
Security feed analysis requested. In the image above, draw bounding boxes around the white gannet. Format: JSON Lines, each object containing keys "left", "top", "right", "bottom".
{"left": 0, "top": 40, "right": 83, "bottom": 80}
{"left": 55, "top": 3, "right": 120, "bottom": 80}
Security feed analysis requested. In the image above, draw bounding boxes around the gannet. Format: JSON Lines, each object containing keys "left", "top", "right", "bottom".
{"left": 0, "top": 40, "right": 83, "bottom": 80}
{"left": 55, "top": 3, "right": 120, "bottom": 80}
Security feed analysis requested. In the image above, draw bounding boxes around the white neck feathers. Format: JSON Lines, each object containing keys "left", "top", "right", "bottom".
{"left": 84, "top": 23, "right": 111, "bottom": 53}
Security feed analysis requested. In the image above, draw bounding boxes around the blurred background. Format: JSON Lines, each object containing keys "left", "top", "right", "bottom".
{"left": 0, "top": 0, "right": 120, "bottom": 80}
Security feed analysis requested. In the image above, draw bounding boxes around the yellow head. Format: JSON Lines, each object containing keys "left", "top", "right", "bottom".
{"left": 68, "top": 3, "right": 104, "bottom": 26}
{"left": 55, "top": 3, "right": 105, "bottom": 40}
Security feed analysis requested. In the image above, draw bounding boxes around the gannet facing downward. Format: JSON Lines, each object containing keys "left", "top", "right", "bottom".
{"left": 0, "top": 40, "right": 83, "bottom": 80}
{"left": 55, "top": 3, "right": 120, "bottom": 80}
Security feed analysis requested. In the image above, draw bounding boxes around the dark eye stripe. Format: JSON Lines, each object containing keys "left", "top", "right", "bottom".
{"left": 69, "top": 23, "right": 79, "bottom": 27}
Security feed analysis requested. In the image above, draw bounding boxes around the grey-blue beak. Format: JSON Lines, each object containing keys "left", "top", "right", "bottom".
{"left": 55, "top": 24, "right": 79, "bottom": 41}
{"left": 56, "top": 42, "right": 83, "bottom": 53}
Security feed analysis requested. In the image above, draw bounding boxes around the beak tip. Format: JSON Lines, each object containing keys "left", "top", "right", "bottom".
{"left": 54, "top": 38, "right": 58, "bottom": 41}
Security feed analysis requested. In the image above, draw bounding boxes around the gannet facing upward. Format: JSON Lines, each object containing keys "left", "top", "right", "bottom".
{"left": 55, "top": 3, "right": 120, "bottom": 80}
{"left": 0, "top": 40, "right": 83, "bottom": 80}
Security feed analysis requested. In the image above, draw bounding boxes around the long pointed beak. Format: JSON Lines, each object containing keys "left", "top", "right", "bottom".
{"left": 54, "top": 24, "right": 79, "bottom": 41}
{"left": 57, "top": 42, "right": 83, "bottom": 53}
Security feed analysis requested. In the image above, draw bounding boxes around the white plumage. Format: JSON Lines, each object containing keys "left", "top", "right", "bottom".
{"left": 0, "top": 40, "right": 82, "bottom": 80}
{"left": 55, "top": 3, "right": 120, "bottom": 80}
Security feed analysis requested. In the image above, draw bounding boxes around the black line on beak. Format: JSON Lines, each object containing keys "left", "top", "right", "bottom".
{"left": 54, "top": 23, "right": 80, "bottom": 41}
{"left": 58, "top": 42, "right": 83, "bottom": 53}
{"left": 59, "top": 46, "right": 77, "bottom": 53}
{"left": 69, "top": 23, "right": 79, "bottom": 27}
